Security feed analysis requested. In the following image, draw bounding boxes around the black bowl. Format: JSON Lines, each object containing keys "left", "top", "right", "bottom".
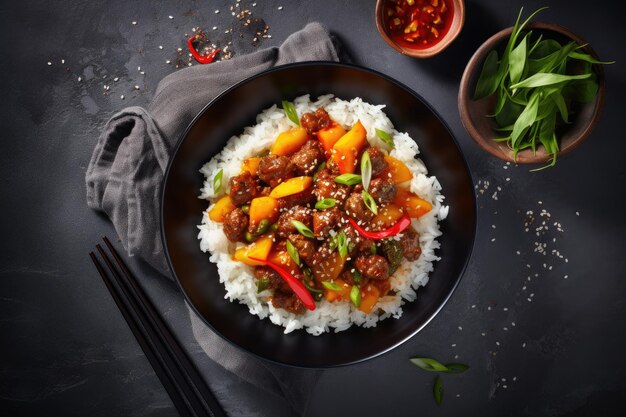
{"left": 161, "top": 62, "right": 476, "bottom": 368}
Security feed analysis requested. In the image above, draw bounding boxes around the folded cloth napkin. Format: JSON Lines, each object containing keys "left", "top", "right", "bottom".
{"left": 86, "top": 22, "right": 339, "bottom": 416}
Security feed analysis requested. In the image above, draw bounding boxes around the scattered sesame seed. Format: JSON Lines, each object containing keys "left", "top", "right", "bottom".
{"left": 166, "top": 60, "right": 171, "bottom": 64}
{"left": 77, "top": 76, "right": 82, "bottom": 82}
{"left": 481, "top": 332, "right": 486, "bottom": 336}
{"left": 451, "top": 343, "right": 456, "bottom": 347}
{"left": 47, "top": 61, "right": 52, "bottom": 66}
{"left": 213, "top": 26, "right": 218, "bottom": 30}
{"left": 61, "top": 59, "right": 65, "bottom": 64}
{"left": 458, "top": 326, "right": 463, "bottom": 331}
{"left": 278, "top": 6, "right": 283, "bottom": 10}
{"left": 113, "top": 77, "right": 119, "bottom": 82}
{"left": 215, "top": 9, "right": 220, "bottom": 13}
{"left": 158, "top": 45, "right": 163, "bottom": 50}
{"left": 168, "top": 15, "right": 173, "bottom": 19}
{"left": 120, "top": 95, "right": 125, "bottom": 100}
{"left": 134, "top": 85, "right": 140, "bottom": 90}
{"left": 132, "top": 21, "right": 137, "bottom": 25}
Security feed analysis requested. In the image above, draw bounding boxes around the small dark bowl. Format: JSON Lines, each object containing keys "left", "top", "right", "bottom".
{"left": 161, "top": 62, "right": 476, "bottom": 368}
{"left": 458, "top": 22, "right": 606, "bottom": 164}
{"left": 376, "top": 0, "right": 465, "bottom": 58}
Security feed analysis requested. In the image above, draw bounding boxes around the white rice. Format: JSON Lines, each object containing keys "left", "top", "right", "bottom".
{"left": 197, "top": 95, "right": 447, "bottom": 335}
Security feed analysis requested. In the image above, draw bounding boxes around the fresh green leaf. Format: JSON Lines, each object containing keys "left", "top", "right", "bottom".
{"left": 564, "top": 77, "right": 599, "bottom": 103}
{"left": 551, "top": 92, "right": 569, "bottom": 123}
{"left": 334, "top": 173, "right": 362, "bottom": 185}
{"left": 409, "top": 357, "right": 449, "bottom": 372}
{"left": 509, "top": 34, "right": 528, "bottom": 84}
{"left": 375, "top": 129, "right": 395, "bottom": 148}
{"left": 281, "top": 100, "right": 300, "bottom": 126}
{"left": 511, "top": 91, "right": 540, "bottom": 146}
{"left": 529, "top": 39, "right": 561, "bottom": 59}
{"left": 568, "top": 51, "right": 615, "bottom": 65}
{"left": 381, "top": 240, "right": 403, "bottom": 274}
{"left": 350, "top": 285, "right": 361, "bottom": 308}
{"left": 353, "top": 269, "right": 361, "bottom": 284}
{"left": 474, "top": 49, "right": 500, "bottom": 100}
{"left": 433, "top": 376, "right": 443, "bottom": 406}
{"left": 361, "top": 151, "right": 372, "bottom": 191}
{"left": 510, "top": 72, "right": 591, "bottom": 89}
{"left": 362, "top": 190, "right": 378, "bottom": 215}
{"left": 315, "top": 198, "right": 337, "bottom": 210}
{"left": 291, "top": 220, "right": 314, "bottom": 238}
{"left": 321, "top": 281, "right": 342, "bottom": 291}
{"left": 332, "top": 230, "right": 348, "bottom": 258}
{"left": 286, "top": 239, "right": 300, "bottom": 266}
{"left": 213, "top": 169, "right": 223, "bottom": 194}
{"left": 444, "top": 363, "right": 470, "bottom": 374}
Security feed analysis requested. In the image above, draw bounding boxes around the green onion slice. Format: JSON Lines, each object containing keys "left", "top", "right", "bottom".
{"left": 291, "top": 220, "right": 314, "bottom": 238}
{"left": 321, "top": 281, "right": 342, "bottom": 291}
{"left": 409, "top": 357, "right": 450, "bottom": 372}
{"left": 375, "top": 128, "right": 394, "bottom": 148}
{"left": 361, "top": 151, "right": 372, "bottom": 191}
{"left": 334, "top": 173, "right": 362, "bottom": 185}
{"left": 213, "top": 169, "right": 223, "bottom": 194}
{"left": 285, "top": 240, "right": 300, "bottom": 266}
{"left": 315, "top": 198, "right": 337, "bottom": 210}
{"left": 350, "top": 285, "right": 361, "bottom": 307}
{"left": 362, "top": 190, "right": 378, "bottom": 215}
{"left": 281, "top": 100, "right": 300, "bottom": 126}
{"left": 433, "top": 375, "right": 443, "bottom": 406}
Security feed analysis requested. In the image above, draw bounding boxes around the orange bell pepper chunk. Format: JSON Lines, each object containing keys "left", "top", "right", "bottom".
{"left": 268, "top": 250, "right": 299, "bottom": 272}
{"left": 249, "top": 196, "right": 280, "bottom": 231}
{"left": 358, "top": 285, "right": 380, "bottom": 314}
{"left": 318, "top": 123, "right": 347, "bottom": 152}
{"left": 331, "top": 120, "right": 367, "bottom": 174}
{"left": 233, "top": 234, "right": 274, "bottom": 266}
{"left": 393, "top": 189, "right": 433, "bottom": 218}
{"left": 382, "top": 155, "right": 413, "bottom": 184}
{"left": 371, "top": 204, "right": 405, "bottom": 230}
{"left": 323, "top": 278, "right": 352, "bottom": 302}
{"left": 241, "top": 157, "right": 261, "bottom": 176}
{"left": 208, "top": 195, "right": 236, "bottom": 222}
{"left": 269, "top": 176, "right": 313, "bottom": 199}
{"left": 270, "top": 127, "right": 309, "bottom": 156}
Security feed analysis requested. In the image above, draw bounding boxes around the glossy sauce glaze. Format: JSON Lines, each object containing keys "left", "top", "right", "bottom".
{"left": 383, "top": 0, "right": 454, "bottom": 50}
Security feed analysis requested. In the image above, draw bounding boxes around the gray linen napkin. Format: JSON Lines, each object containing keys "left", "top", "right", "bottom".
{"left": 86, "top": 22, "right": 339, "bottom": 416}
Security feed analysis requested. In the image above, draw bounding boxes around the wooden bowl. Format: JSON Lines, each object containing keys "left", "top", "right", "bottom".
{"left": 458, "top": 22, "right": 606, "bottom": 164}
{"left": 375, "top": 0, "right": 465, "bottom": 58}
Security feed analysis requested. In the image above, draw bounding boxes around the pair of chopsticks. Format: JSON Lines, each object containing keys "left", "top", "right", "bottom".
{"left": 90, "top": 237, "right": 226, "bottom": 417}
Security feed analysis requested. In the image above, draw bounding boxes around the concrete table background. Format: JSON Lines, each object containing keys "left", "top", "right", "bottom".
{"left": 1, "top": 0, "right": 624, "bottom": 415}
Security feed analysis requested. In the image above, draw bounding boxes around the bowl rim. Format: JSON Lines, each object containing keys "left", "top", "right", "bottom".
{"left": 160, "top": 61, "right": 478, "bottom": 368}
{"left": 375, "top": 0, "right": 466, "bottom": 58}
{"left": 458, "top": 21, "right": 606, "bottom": 164}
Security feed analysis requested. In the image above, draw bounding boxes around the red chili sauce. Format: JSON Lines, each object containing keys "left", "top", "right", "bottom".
{"left": 383, "top": 0, "right": 454, "bottom": 50}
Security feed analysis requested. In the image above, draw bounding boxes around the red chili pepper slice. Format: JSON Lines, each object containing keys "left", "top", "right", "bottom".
{"left": 348, "top": 213, "right": 412, "bottom": 240}
{"left": 248, "top": 257, "right": 316, "bottom": 311}
{"left": 187, "top": 36, "right": 221, "bottom": 64}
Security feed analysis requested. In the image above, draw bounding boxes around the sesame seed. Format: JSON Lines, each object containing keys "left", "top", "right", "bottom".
{"left": 132, "top": 21, "right": 137, "bottom": 25}
{"left": 215, "top": 9, "right": 220, "bottom": 13}
{"left": 278, "top": 6, "right": 283, "bottom": 10}
{"left": 47, "top": 61, "right": 52, "bottom": 66}
{"left": 134, "top": 85, "right": 140, "bottom": 90}
{"left": 120, "top": 95, "right": 125, "bottom": 100}
{"left": 77, "top": 76, "right": 82, "bottom": 82}
{"left": 168, "top": 15, "right": 174, "bottom": 19}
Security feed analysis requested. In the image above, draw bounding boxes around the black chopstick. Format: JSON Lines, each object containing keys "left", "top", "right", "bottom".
{"left": 90, "top": 237, "right": 226, "bottom": 417}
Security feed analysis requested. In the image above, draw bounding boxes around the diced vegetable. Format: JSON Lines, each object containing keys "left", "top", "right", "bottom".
{"left": 318, "top": 124, "right": 346, "bottom": 151}
{"left": 270, "top": 127, "right": 309, "bottom": 156}
{"left": 241, "top": 157, "right": 261, "bottom": 176}
{"left": 208, "top": 195, "right": 236, "bottom": 222}
{"left": 371, "top": 204, "right": 405, "bottom": 230}
{"left": 312, "top": 251, "right": 346, "bottom": 283}
{"left": 358, "top": 285, "right": 380, "bottom": 314}
{"left": 269, "top": 176, "right": 313, "bottom": 198}
{"left": 249, "top": 196, "right": 279, "bottom": 232}
{"left": 331, "top": 120, "right": 367, "bottom": 174}
{"left": 233, "top": 234, "right": 274, "bottom": 266}
{"left": 381, "top": 240, "right": 403, "bottom": 274}
{"left": 382, "top": 155, "right": 413, "bottom": 184}
{"left": 323, "top": 278, "right": 351, "bottom": 302}
{"left": 393, "top": 189, "right": 433, "bottom": 218}
{"left": 268, "top": 250, "right": 298, "bottom": 272}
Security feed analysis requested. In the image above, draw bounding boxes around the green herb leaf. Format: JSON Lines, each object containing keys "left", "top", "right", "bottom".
{"left": 321, "top": 281, "right": 342, "bottom": 291}
{"left": 381, "top": 240, "right": 403, "bottom": 274}
{"left": 334, "top": 173, "right": 362, "bottom": 185}
{"left": 361, "top": 151, "right": 372, "bottom": 191}
{"left": 213, "top": 169, "right": 223, "bottom": 194}
{"left": 474, "top": 49, "right": 500, "bottom": 100}
{"left": 350, "top": 285, "right": 361, "bottom": 308}
{"left": 509, "top": 34, "right": 528, "bottom": 84}
{"left": 362, "top": 190, "right": 378, "bottom": 215}
{"left": 444, "top": 363, "right": 470, "bottom": 374}
{"left": 315, "top": 198, "right": 337, "bottom": 210}
{"left": 511, "top": 90, "right": 539, "bottom": 147}
{"left": 353, "top": 269, "right": 361, "bottom": 284}
{"left": 375, "top": 128, "right": 395, "bottom": 148}
{"left": 433, "top": 376, "right": 443, "bottom": 406}
{"left": 291, "top": 220, "right": 314, "bottom": 238}
{"left": 285, "top": 239, "right": 300, "bottom": 266}
{"left": 510, "top": 72, "right": 591, "bottom": 89}
{"left": 256, "top": 278, "right": 270, "bottom": 293}
{"left": 337, "top": 231, "right": 348, "bottom": 258}
{"left": 281, "top": 100, "right": 300, "bottom": 126}
{"left": 568, "top": 51, "right": 615, "bottom": 65}
{"left": 409, "top": 357, "right": 449, "bottom": 372}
